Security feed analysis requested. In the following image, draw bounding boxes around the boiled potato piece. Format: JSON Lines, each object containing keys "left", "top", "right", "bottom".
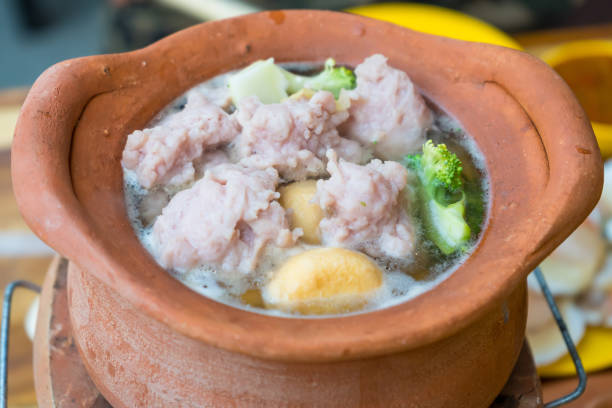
{"left": 263, "top": 247, "right": 383, "bottom": 315}
{"left": 278, "top": 180, "right": 323, "bottom": 244}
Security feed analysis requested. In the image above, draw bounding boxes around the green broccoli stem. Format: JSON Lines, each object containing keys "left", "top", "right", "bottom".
{"left": 406, "top": 141, "right": 471, "bottom": 255}
{"left": 283, "top": 72, "right": 307, "bottom": 94}
{"left": 418, "top": 184, "right": 471, "bottom": 255}
{"left": 426, "top": 180, "right": 464, "bottom": 207}
{"left": 229, "top": 58, "right": 356, "bottom": 105}
{"left": 283, "top": 58, "right": 356, "bottom": 98}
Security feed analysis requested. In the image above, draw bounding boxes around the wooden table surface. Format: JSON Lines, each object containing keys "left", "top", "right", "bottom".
{"left": 1, "top": 24, "right": 611, "bottom": 408}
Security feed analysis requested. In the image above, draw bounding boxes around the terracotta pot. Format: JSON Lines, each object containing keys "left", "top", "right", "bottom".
{"left": 12, "top": 10, "right": 602, "bottom": 407}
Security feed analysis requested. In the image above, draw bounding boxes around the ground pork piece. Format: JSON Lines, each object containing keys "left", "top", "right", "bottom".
{"left": 233, "top": 91, "right": 366, "bottom": 181}
{"left": 122, "top": 92, "right": 239, "bottom": 189}
{"left": 153, "top": 164, "right": 300, "bottom": 275}
{"left": 194, "top": 149, "right": 231, "bottom": 178}
{"left": 340, "top": 54, "right": 433, "bottom": 161}
{"left": 314, "top": 150, "right": 415, "bottom": 259}
{"left": 188, "top": 86, "right": 233, "bottom": 111}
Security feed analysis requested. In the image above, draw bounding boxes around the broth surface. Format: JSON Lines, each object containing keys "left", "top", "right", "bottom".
{"left": 123, "top": 62, "right": 489, "bottom": 316}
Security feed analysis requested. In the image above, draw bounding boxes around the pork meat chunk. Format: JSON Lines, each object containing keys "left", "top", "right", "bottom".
{"left": 314, "top": 150, "right": 415, "bottom": 259}
{"left": 153, "top": 164, "right": 300, "bottom": 275}
{"left": 122, "top": 92, "right": 239, "bottom": 189}
{"left": 233, "top": 91, "right": 366, "bottom": 181}
{"left": 341, "top": 54, "right": 433, "bottom": 161}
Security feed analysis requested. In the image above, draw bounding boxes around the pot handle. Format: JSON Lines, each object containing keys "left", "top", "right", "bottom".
{"left": 485, "top": 48, "right": 603, "bottom": 266}
{"left": 11, "top": 57, "right": 122, "bottom": 283}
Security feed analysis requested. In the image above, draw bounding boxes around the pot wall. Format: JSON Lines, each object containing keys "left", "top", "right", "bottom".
{"left": 68, "top": 262, "right": 527, "bottom": 408}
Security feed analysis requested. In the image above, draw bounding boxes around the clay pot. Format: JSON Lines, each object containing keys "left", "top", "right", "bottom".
{"left": 12, "top": 10, "right": 601, "bottom": 407}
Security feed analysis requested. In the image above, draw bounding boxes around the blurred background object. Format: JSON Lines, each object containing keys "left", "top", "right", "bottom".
{"left": 1, "top": 0, "right": 611, "bottom": 88}
{"left": 0, "top": 0, "right": 611, "bottom": 407}
{"left": 348, "top": 3, "right": 522, "bottom": 49}
{"left": 538, "top": 39, "right": 612, "bottom": 158}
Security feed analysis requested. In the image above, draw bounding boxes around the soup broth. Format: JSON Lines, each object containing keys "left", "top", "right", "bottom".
{"left": 123, "top": 60, "right": 489, "bottom": 316}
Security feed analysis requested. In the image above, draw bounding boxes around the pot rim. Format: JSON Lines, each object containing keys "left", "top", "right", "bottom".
{"left": 12, "top": 10, "right": 602, "bottom": 362}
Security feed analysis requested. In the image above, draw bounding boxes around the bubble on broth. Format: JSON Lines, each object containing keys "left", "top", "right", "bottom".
{"left": 122, "top": 63, "right": 490, "bottom": 317}
{"left": 177, "top": 264, "right": 241, "bottom": 300}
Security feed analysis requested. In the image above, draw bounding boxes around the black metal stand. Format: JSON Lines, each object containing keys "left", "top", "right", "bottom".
{"left": 533, "top": 267, "right": 587, "bottom": 407}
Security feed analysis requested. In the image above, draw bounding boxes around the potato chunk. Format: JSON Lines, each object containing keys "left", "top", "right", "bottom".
{"left": 263, "top": 247, "right": 383, "bottom": 315}
{"left": 278, "top": 180, "right": 324, "bottom": 244}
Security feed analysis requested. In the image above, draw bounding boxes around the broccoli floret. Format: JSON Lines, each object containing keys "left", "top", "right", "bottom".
{"left": 229, "top": 58, "right": 356, "bottom": 105}
{"left": 421, "top": 140, "right": 463, "bottom": 192}
{"left": 406, "top": 141, "right": 471, "bottom": 255}
{"left": 284, "top": 58, "right": 356, "bottom": 98}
